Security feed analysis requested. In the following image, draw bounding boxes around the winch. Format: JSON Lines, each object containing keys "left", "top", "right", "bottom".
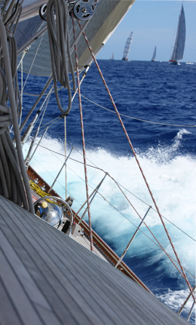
{"left": 39, "top": 0, "right": 99, "bottom": 21}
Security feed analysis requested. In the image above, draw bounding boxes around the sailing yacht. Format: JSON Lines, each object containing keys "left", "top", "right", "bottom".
{"left": 0, "top": 0, "right": 195, "bottom": 323}
{"left": 169, "top": 5, "right": 186, "bottom": 65}
{"left": 151, "top": 46, "right": 156, "bottom": 62}
{"left": 122, "top": 31, "right": 133, "bottom": 61}
{"left": 110, "top": 52, "right": 114, "bottom": 60}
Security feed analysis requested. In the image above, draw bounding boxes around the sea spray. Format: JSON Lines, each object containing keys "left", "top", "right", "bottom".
{"left": 24, "top": 135, "right": 196, "bottom": 284}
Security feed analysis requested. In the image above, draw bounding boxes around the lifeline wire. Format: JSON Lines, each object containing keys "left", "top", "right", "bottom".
{"left": 35, "top": 142, "right": 195, "bottom": 245}
{"left": 29, "top": 146, "right": 195, "bottom": 281}
{"left": 80, "top": 93, "right": 196, "bottom": 128}
{"left": 78, "top": 19, "right": 195, "bottom": 301}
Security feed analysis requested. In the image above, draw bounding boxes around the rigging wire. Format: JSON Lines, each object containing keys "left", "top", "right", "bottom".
{"left": 33, "top": 106, "right": 196, "bottom": 244}
{"left": 30, "top": 142, "right": 195, "bottom": 243}
{"left": 29, "top": 150, "right": 195, "bottom": 281}
{"left": 22, "top": 87, "right": 196, "bottom": 128}
{"left": 72, "top": 13, "right": 93, "bottom": 251}
{"left": 77, "top": 20, "right": 195, "bottom": 300}
{"left": 22, "top": 34, "right": 44, "bottom": 92}
{"left": 80, "top": 93, "right": 196, "bottom": 128}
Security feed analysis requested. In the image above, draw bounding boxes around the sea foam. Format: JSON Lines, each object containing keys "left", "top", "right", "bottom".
{"left": 24, "top": 132, "right": 196, "bottom": 297}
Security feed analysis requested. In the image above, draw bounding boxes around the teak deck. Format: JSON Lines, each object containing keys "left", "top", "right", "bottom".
{"left": 0, "top": 195, "right": 188, "bottom": 324}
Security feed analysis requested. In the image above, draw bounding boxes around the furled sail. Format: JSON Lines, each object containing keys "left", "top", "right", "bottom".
{"left": 122, "top": 31, "right": 133, "bottom": 61}
{"left": 170, "top": 5, "right": 186, "bottom": 62}
{"left": 151, "top": 46, "right": 156, "bottom": 61}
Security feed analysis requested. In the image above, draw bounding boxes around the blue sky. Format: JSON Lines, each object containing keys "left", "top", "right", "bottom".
{"left": 97, "top": 1, "right": 196, "bottom": 62}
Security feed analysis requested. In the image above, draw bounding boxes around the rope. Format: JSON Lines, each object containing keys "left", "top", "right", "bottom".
{"left": 0, "top": 13, "right": 34, "bottom": 213}
{"left": 72, "top": 14, "right": 93, "bottom": 251}
{"left": 47, "top": 0, "right": 76, "bottom": 115}
{"left": 77, "top": 19, "right": 196, "bottom": 301}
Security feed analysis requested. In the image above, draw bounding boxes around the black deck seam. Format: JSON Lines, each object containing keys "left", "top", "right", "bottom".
{"left": 0, "top": 244, "right": 45, "bottom": 325}
{"left": 0, "top": 276, "right": 25, "bottom": 325}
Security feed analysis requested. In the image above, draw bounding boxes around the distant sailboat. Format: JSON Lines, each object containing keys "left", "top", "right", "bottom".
{"left": 169, "top": 5, "right": 186, "bottom": 65}
{"left": 110, "top": 52, "right": 114, "bottom": 60}
{"left": 122, "top": 32, "right": 133, "bottom": 61}
{"left": 151, "top": 46, "right": 156, "bottom": 62}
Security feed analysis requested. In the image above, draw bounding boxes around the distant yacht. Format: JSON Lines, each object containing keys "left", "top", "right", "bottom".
{"left": 122, "top": 32, "right": 133, "bottom": 61}
{"left": 186, "top": 61, "right": 194, "bottom": 65}
{"left": 110, "top": 52, "right": 114, "bottom": 60}
{"left": 151, "top": 46, "right": 156, "bottom": 62}
{"left": 169, "top": 5, "right": 186, "bottom": 65}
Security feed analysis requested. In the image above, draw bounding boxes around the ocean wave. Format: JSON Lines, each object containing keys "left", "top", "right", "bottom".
{"left": 24, "top": 135, "right": 196, "bottom": 278}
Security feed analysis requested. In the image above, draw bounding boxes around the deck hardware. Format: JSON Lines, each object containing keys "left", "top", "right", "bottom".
{"left": 39, "top": 3, "right": 47, "bottom": 21}
{"left": 74, "top": 0, "right": 99, "bottom": 21}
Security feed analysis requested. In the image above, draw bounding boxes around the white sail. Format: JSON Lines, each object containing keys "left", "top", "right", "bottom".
{"left": 170, "top": 5, "right": 186, "bottom": 62}
{"left": 16, "top": 1, "right": 135, "bottom": 76}
{"left": 151, "top": 46, "right": 156, "bottom": 61}
{"left": 122, "top": 32, "right": 133, "bottom": 61}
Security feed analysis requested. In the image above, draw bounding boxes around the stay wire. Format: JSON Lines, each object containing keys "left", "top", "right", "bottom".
{"left": 28, "top": 143, "right": 195, "bottom": 280}
{"left": 77, "top": 20, "right": 195, "bottom": 300}
{"left": 72, "top": 13, "right": 93, "bottom": 251}
{"left": 34, "top": 142, "right": 195, "bottom": 243}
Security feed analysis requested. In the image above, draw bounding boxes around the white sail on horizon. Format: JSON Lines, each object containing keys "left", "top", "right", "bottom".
{"left": 170, "top": 5, "right": 186, "bottom": 62}
{"left": 151, "top": 46, "right": 156, "bottom": 61}
{"left": 122, "top": 31, "right": 133, "bottom": 61}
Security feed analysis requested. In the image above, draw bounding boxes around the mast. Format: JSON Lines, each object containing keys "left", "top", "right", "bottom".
{"left": 122, "top": 32, "right": 133, "bottom": 61}
{"left": 170, "top": 5, "right": 186, "bottom": 63}
{"left": 151, "top": 46, "right": 156, "bottom": 61}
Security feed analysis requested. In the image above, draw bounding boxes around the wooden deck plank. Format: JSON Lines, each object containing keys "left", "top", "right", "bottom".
{"left": 0, "top": 199, "right": 93, "bottom": 325}
{"left": 0, "top": 247, "right": 43, "bottom": 325}
{"left": 0, "top": 195, "right": 188, "bottom": 325}
{"left": 4, "top": 198, "right": 187, "bottom": 325}
{"left": 12, "top": 204, "right": 141, "bottom": 323}
{"left": 0, "top": 279, "right": 22, "bottom": 325}
{"left": 0, "top": 199, "right": 123, "bottom": 325}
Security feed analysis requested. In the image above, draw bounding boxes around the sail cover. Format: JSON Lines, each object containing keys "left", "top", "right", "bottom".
{"left": 170, "top": 5, "right": 186, "bottom": 61}
{"left": 122, "top": 31, "right": 133, "bottom": 60}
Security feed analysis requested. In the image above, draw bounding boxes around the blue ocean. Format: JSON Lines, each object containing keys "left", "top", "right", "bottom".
{"left": 22, "top": 60, "right": 196, "bottom": 323}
